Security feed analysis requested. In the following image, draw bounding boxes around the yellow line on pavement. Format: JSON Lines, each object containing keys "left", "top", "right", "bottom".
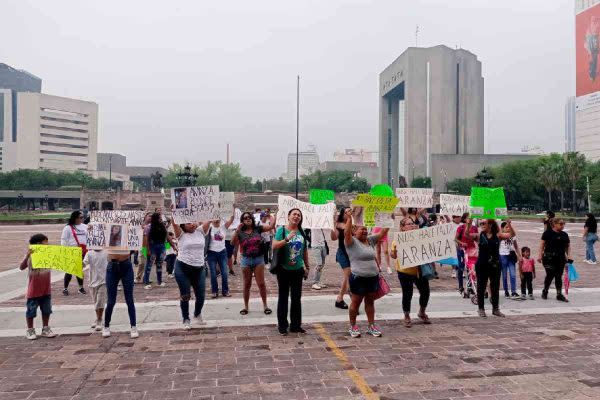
{"left": 313, "top": 323, "right": 379, "bottom": 400}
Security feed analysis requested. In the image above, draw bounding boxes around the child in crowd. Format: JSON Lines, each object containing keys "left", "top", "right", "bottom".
{"left": 84, "top": 249, "right": 108, "bottom": 331}
{"left": 19, "top": 233, "right": 57, "bottom": 340}
{"left": 165, "top": 231, "right": 178, "bottom": 278}
{"left": 519, "top": 246, "right": 536, "bottom": 300}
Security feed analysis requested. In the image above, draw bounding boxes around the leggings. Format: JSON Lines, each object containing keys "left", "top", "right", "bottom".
{"left": 543, "top": 262, "right": 565, "bottom": 294}
{"left": 64, "top": 273, "right": 84, "bottom": 289}
{"left": 397, "top": 272, "right": 430, "bottom": 313}
{"left": 475, "top": 263, "right": 501, "bottom": 310}
{"left": 104, "top": 260, "right": 136, "bottom": 328}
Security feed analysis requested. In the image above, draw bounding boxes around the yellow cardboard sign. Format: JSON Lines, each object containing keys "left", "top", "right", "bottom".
{"left": 352, "top": 194, "right": 399, "bottom": 227}
{"left": 30, "top": 245, "right": 83, "bottom": 279}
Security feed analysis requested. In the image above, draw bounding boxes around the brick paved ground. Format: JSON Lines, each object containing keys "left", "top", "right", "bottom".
{"left": 1, "top": 313, "right": 600, "bottom": 399}
{"left": 2, "top": 221, "right": 600, "bottom": 308}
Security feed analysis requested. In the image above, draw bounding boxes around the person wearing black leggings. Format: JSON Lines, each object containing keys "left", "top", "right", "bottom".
{"left": 60, "top": 211, "right": 87, "bottom": 295}
{"left": 538, "top": 217, "right": 571, "bottom": 302}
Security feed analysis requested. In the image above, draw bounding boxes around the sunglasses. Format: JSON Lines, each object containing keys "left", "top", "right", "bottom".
{"left": 479, "top": 222, "right": 487, "bottom": 226}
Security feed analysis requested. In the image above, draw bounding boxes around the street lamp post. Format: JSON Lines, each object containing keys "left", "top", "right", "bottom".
{"left": 176, "top": 164, "right": 199, "bottom": 187}
{"left": 475, "top": 167, "right": 494, "bottom": 187}
{"left": 295, "top": 75, "right": 300, "bottom": 199}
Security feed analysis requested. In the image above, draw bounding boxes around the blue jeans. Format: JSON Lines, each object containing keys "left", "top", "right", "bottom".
{"left": 143, "top": 243, "right": 165, "bottom": 285}
{"left": 586, "top": 233, "right": 598, "bottom": 262}
{"left": 105, "top": 260, "right": 136, "bottom": 328}
{"left": 207, "top": 249, "right": 229, "bottom": 295}
{"left": 500, "top": 255, "right": 517, "bottom": 294}
{"left": 174, "top": 260, "right": 206, "bottom": 321}
{"left": 456, "top": 248, "right": 465, "bottom": 291}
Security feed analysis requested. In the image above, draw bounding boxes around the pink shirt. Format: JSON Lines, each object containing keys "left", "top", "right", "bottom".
{"left": 521, "top": 258, "right": 535, "bottom": 273}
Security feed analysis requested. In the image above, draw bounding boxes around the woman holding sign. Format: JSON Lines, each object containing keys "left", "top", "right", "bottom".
{"left": 344, "top": 208, "right": 389, "bottom": 338}
{"left": 232, "top": 211, "right": 276, "bottom": 316}
{"left": 171, "top": 219, "right": 214, "bottom": 329}
{"left": 61, "top": 210, "right": 87, "bottom": 296}
{"left": 467, "top": 218, "right": 516, "bottom": 317}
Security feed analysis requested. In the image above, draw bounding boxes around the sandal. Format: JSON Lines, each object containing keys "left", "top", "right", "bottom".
{"left": 264, "top": 308, "right": 272, "bottom": 315}
{"left": 239, "top": 309, "right": 248, "bottom": 315}
{"left": 418, "top": 313, "right": 431, "bottom": 324}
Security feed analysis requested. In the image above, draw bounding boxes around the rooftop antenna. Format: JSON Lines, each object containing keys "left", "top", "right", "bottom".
{"left": 415, "top": 25, "right": 419, "bottom": 47}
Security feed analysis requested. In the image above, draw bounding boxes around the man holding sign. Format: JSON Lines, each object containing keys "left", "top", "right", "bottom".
{"left": 20, "top": 234, "right": 59, "bottom": 340}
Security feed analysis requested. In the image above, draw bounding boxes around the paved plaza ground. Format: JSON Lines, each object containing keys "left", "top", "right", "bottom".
{"left": 2, "top": 219, "right": 600, "bottom": 399}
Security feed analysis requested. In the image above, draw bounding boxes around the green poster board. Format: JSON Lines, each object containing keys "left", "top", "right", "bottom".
{"left": 469, "top": 187, "right": 508, "bottom": 219}
{"left": 309, "top": 189, "right": 335, "bottom": 205}
{"left": 369, "top": 184, "right": 395, "bottom": 197}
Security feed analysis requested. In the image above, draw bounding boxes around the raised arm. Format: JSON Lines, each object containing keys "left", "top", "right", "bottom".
{"left": 200, "top": 220, "right": 213, "bottom": 234}
{"left": 19, "top": 249, "right": 32, "bottom": 270}
{"left": 465, "top": 219, "right": 479, "bottom": 241}
{"left": 261, "top": 215, "right": 276, "bottom": 232}
{"left": 171, "top": 219, "right": 182, "bottom": 238}
{"left": 343, "top": 213, "right": 354, "bottom": 247}
{"left": 498, "top": 219, "right": 516, "bottom": 240}
{"left": 224, "top": 214, "right": 235, "bottom": 229}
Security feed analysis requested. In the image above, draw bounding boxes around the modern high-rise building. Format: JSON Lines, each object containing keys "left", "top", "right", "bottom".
{"left": 0, "top": 63, "right": 98, "bottom": 172}
{"left": 333, "top": 149, "right": 378, "bottom": 163}
{"left": 565, "top": 96, "right": 577, "bottom": 152}
{"left": 575, "top": 1, "right": 600, "bottom": 160}
{"left": 379, "top": 45, "right": 485, "bottom": 187}
{"left": 285, "top": 146, "right": 320, "bottom": 180}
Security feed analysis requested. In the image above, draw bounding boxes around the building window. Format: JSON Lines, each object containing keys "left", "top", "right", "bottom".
{"left": 40, "top": 132, "right": 88, "bottom": 141}
{"left": 40, "top": 124, "right": 88, "bottom": 134}
{"left": 40, "top": 149, "right": 88, "bottom": 157}
{"left": 40, "top": 141, "right": 88, "bottom": 149}
{"left": 40, "top": 116, "right": 88, "bottom": 125}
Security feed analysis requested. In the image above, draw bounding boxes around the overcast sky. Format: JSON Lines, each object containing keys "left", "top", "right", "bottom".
{"left": 1, "top": 0, "right": 574, "bottom": 178}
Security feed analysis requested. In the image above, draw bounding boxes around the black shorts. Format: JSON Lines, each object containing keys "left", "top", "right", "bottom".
{"left": 225, "top": 240, "right": 234, "bottom": 258}
{"left": 349, "top": 273, "right": 379, "bottom": 296}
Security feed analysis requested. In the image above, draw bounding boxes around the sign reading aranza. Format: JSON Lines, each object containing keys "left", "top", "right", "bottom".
{"left": 30, "top": 245, "right": 83, "bottom": 279}
{"left": 392, "top": 224, "right": 457, "bottom": 268}
{"left": 275, "top": 195, "right": 336, "bottom": 230}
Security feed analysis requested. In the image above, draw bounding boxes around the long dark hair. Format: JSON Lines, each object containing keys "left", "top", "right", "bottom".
{"left": 336, "top": 206, "right": 350, "bottom": 224}
{"left": 240, "top": 211, "right": 257, "bottom": 231}
{"left": 586, "top": 213, "right": 597, "bottom": 225}
{"left": 67, "top": 210, "right": 83, "bottom": 226}
{"left": 287, "top": 208, "right": 309, "bottom": 243}
{"left": 487, "top": 219, "right": 500, "bottom": 236}
{"left": 148, "top": 212, "right": 167, "bottom": 243}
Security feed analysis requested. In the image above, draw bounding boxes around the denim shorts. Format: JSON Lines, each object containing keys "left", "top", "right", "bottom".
{"left": 349, "top": 274, "right": 379, "bottom": 296}
{"left": 26, "top": 295, "right": 52, "bottom": 318}
{"left": 336, "top": 248, "right": 351, "bottom": 269}
{"left": 241, "top": 255, "right": 264, "bottom": 268}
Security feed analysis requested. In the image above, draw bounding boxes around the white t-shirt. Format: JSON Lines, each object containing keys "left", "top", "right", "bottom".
{"left": 61, "top": 223, "right": 87, "bottom": 247}
{"left": 499, "top": 237, "right": 516, "bottom": 256}
{"left": 177, "top": 226, "right": 207, "bottom": 267}
{"left": 208, "top": 224, "right": 227, "bottom": 252}
{"left": 84, "top": 250, "right": 107, "bottom": 288}
{"left": 311, "top": 229, "right": 329, "bottom": 248}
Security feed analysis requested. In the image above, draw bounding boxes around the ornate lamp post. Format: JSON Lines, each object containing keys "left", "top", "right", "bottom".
{"left": 176, "top": 164, "right": 198, "bottom": 187}
{"left": 475, "top": 167, "right": 494, "bottom": 187}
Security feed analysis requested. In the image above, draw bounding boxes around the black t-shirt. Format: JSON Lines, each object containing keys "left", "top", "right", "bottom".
{"left": 585, "top": 219, "right": 597, "bottom": 234}
{"left": 337, "top": 228, "right": 348, "bottom": 258}
{"left": 541, "top": 229, "right": 570, "bottom": 264}
{"left": 476, "top": 233, "right": 500, "bottom": 268}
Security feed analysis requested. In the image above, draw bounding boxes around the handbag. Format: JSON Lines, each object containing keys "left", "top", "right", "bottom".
{"left": 373, "top": 274, "right": 390, "bottom": 300}
{"left": 71, "top": 226, "right": 87, "bottom": 258}
{"left": 269, "top": 228, "right": 288, "bottom": 274}
{"left": 509, "top": 250, "right": 518, "bottom": 264}
{"left": 568, "top": 263, "right": 579, "bottom": 282}
{"left": 419, "top": 263, "right": 435, "bottom": 280}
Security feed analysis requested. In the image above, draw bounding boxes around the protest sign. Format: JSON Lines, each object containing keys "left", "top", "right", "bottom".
{"left": 309, "top": 189, "right": 335, "bottom": 205}
{"left": 370, "top": 184, "right": 395, "bottom": 197}
{"left": 395, "top": 188, "right": 434, "bottom": 208}
{"left": 374, "top": 212, "right": 394, "bottom": 228}
{"left": 275, "top": 195, "right": 336, "bottom": 229}
{"left": 352, "top": 194, "right": 399, "bottom": 227}
{"left": 469, "top": 187, "right": 508, "bottom": 219}
{"left": 90, "top": 210, "right": 146, "bottom": 227}
{"left": 439, "top": 194, "right": 471, "bottom": 216}
{"left": 86, "top": 223, "right": 142, "bottom": 251}
{"left": 392, "top": 224, "right": 457, "bottom": 268}
{"left": 171, "top": 185, "right": 220, "bottom": 224}
{"left": 219, "top": 192, "right": 235, "bottom": 220}
{"left": 30, "top": 245, "right": 83, "bottom": 278}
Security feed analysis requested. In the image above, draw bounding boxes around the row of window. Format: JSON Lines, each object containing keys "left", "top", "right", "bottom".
{"left": 40, "top": 132, "right": 88, "bottom": 142}
{"left": 40, "top": 158, "right": 87, "bottom": 165}
{"left": 40, "top": 116, "right": 88, "bottom": 125}
{"left": 40, "top": 149, "right": 88, "bottom": 157}
{"left": 40, "top": 124, "right": 88, "bottom": 134}
{"left": 40, "top": 107, "right": 88, "bottom": 118}
{"left": 40, "top": 141, "right": 88, "bottom": 150}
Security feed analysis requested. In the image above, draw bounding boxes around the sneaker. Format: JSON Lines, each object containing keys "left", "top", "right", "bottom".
{"left": 157, "top": 282, "right": 166, "bottom": 287}
{"left": 541, "top": 290, "right": 548, "bottom": 300}
{"left": 40, "top": 326, "right": 57, "bottom": 338}
{"left": 318, "top": 282, "right": 328, "bottom": 288}
{"left": 504, "top": 292, "right": 510, "bottom": 298}
{"left": 451, "top": 270, "right": 457, "bottom": 278}
{"left": 102, "top": 327, "right": 111, "bottom": 338}
{"left": 348, "top": 325, "right": 361, "bottom": 338}
{"left": 529, "top": 294, "right": 535, "bottom": 300}
{"left": 130, "top": 326, "right": 139, "bottom": 339}
{"left": 478, "top": 309, "right": 487, "bottom": 318}
{"left": 78, "top": 287, "right": 87, "bottom": 295}
{"left": 183, "top": 319, "right": 192, "bottom": 330}
{"left": 144, "top": 284, "right": 152, "bottom": 290}
{"left": 91, "top": 320, "right": 103, "bottom": 331}
{"left": 511, "top": 292, "right": 519, "bottom": 298}
{"left": 222, "top": 292, "right": 232, "bottom": 297}
{"left": 62, "top": 288, "right": 69, "bottom": 296}
{"left": 193, "top": 315, "right": 207, "bottom": 325}
{"left": 311, "top": 283, "right": 322, "bottom": 290}
{"left": 556, "top": 294, "right": 569, "bottom": 302}
{"left": 521, "top": 294, "right": 526, "bottom": 300}
{"left": 590, "top": 261, "right": 598, "bottom": 265}
{"left": 335, "top": 300, "right": 349, "bottom": 310}
{"left": 366, "top": 324, "right": 382, "bottom": 337}
{"left": 278, "top": 327, "right": 288, "bottom": 336}
{"left": 134, "top": 278, "right": 142, "bottom": 284}
{"left": 290, "top": 327, "right": 307, "bottom": 334}
{"left": 492, "top": 309, "right": 505, "bottom": 317}
{"left": 117, "top": 285, "right": 122, "bottom": 291}
{"left": 25, "top": 328, "right": 37, "bottom": 340}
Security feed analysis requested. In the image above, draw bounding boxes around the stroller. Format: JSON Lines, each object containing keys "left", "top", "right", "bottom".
{"left": 463, "top": 247, "right": 479, "bottom": 305}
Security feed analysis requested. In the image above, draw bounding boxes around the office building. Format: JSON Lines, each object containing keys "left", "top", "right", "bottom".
{"left": 565, "top": 96, "right": 577, "bottom": 152}
{"left": 333, "top": 149, "right": 378, "bottom": 163}
{"left": 97, "top": 152, "right": 167, "bottom": 190}
{"left": 285, "top": 146, "right": 320, "bottom": 179}
{"left": 576, "top": 1, "right": 600, "bottom": 160}
{"left": 0, "top": 63, "right": 98, "bottom": 172}
{"left": 379, "top": 45, "right": 485, "bottom": 187}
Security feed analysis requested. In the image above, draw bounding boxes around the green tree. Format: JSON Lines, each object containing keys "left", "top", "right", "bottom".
{"left": 410, "top": 176, "right": 431, "bottom": 188}
{"left": 563, "top": 152, "right": 587, "bottom": 212}
{"left": 537, "top": 154, "right": 563, "bottom": 211}
{"left": 446, "top": 178, "right": 475, "bottom": 195}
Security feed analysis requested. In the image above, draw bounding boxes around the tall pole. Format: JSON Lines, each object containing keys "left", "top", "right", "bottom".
{"left": 295, "top": 75, "right": 300, "bottom": 199}
{"left": 588, "top": 176, "right": 592, "bottom": 213}
{"left": 109, "top": 154, "right": 112, "bottom": 188}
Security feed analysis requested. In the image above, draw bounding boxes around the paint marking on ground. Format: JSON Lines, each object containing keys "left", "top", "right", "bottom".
{"left": 313, "top": 323, "right": 379, "bottom": 400}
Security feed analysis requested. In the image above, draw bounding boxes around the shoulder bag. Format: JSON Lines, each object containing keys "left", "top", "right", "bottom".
{"left": 269, "top": 228, "right": 288, "bottom": 274}
{"left": 71, "top": 225, "right": 87, "bottom": 258}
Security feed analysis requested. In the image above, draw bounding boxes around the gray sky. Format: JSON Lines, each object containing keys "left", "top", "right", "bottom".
{"left": 1, "top": 0, "right": 574, "bottom": 178}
